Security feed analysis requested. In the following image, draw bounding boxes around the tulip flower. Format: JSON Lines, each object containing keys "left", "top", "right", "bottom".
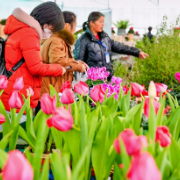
{"left": 13, "top": 77, "right": 24, "bottom": 90}
{"left": 114, "top": 129, "right": 148, "bottom": 156}
{"left": 148, "top": 81, "right": 156, "bottom": 98}
{"left": 155, "top": 83, "right": 168, "bottom": 96}
{"left": 156, "top": 126, "right": 171, "bottom": 147}
{"left": 0, "top": 114, "right": 6, "bottom": 125}
{"left": 144, "top": 97, "right": 170, "bottom": 118}
{"left": 61, "top": 88, "right": 74, "bottom": 104}
{"left": 175, "top": 72, "right": 180, "bottom": 83}
{"left": 60, "top": 80, "right": 71, "bottom": 93}
{"left": 0, "top": 75, "right": 8, "bottom": 90}
{"left": 90, "top": 85, "right": 105, "bottom": 104}
{"left": 131, "top": 83, "right": 145, "bottom": 96}
{"left": 2, "top": 150, "right": 34, "bottom": 180}
{"left": 74, "top": 81, "right": 89, "bottom": 96}
{"left": 40, "top": 93, "right": 56, "bottom": 115}
{"left": 47, "top": 107, "right": 73, "bottom": 131}
{"left": 26, "top": 86, "right": 34, "bottom": 97}
{"left": 9, "top": 91, "right": 23, "bottom": 109}
{"left": 127, "top": 152, "right": 161, "bottom": 180}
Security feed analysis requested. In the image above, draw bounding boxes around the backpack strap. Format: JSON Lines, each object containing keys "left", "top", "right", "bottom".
{"left": 8, "top": 58, "right": 25, "bottom": 77}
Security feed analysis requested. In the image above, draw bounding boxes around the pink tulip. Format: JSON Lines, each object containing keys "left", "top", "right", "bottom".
{"left": 26, "top": 86, "right": 34, "bottom": 97}
{"left": 114, "top": 129, "right": 148, "bottom": 156}
{"left": 40, "top": 94, "right": 56, "bottom": 115}
{"left": 0, "top": 114, "right": 6, "bottom": 125}
{"left": 61, "top": 88, "right": 74, "bottom": 104}
{"left": 13, "top": 77, "right": 24, "bottom": 90}
{"left": 9, "top": 91, "right": 23, "bottom": 109}
{"left": 156, "top": 126, "right": 171, "bottom": 147}
{"left": 47, "top": 107, "right": 73, "bottom": 131}
{"left": 0, "top": 75, "right": 8, "bottom": 90}
{"left": 90, "top": 85, "right": 105, "bottom": 104}
{"left": 2, "top": 150, "right": 34, "bottom": 180}
{"left": 127, "top": 152, "right": 161, "bottom": 180}
{"left": 60, "top": 80, "right": 71, "bottom": 93}
{"left": 155, "top": 83, "right": 168, "bottom": 96}
{"left": 74, "top": 81, "right": 89, "bottom": 96}
{"left": 131, "top": 83, "right": 145, "bottom": 96}
{"left": 144, "top": 98, "right": 170, "bottom": 118}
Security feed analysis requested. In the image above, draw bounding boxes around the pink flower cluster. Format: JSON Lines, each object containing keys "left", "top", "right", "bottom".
{"left": 87, "top": 67, "right": 110, "bottom": 81}
{"left": 175, "top": 72, "right": 180, "bottom": 83}
{"left": 101, "top": 76, "right": 122, "bottom": 100}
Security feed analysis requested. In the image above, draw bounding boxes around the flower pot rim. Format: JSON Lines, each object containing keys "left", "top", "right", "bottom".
{"left": 24, "top": 146, "right": 50, "bottom": 159}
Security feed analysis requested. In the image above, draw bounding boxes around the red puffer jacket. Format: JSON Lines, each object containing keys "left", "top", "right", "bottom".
{"left": 1, "top": 14, "right": 63, "bottom": 111}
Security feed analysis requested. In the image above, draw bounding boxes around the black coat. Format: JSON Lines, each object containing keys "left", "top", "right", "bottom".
{"left": 74, "top": 27, "right": 140, "bottom": 78}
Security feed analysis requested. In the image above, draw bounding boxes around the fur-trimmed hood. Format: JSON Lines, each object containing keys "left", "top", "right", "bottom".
{"left": 55, "top": 28, "right": 75, "bottom": 45}
{"left": 5, "top": 8, "right": 42, "bottom": 39}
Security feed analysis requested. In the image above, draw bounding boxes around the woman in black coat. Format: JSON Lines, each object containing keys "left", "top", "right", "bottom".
{"left": 74, "top": 11, "right": 149, "bottom": 79}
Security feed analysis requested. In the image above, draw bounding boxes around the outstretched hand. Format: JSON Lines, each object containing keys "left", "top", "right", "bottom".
{"left": 139, "top": 52, "right": 149, "bottom": 60}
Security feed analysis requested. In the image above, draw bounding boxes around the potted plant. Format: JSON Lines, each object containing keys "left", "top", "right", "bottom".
{"left": 128, "top": 27, "right": 135, "bottom": 41}
{"left": 113, "top": 20, "right": 130, "bottom": 36}
{"left": 111, "top": 27, "right": 115, "bottom": 38}
{"left": 174, "top": 27, "right": 180, "bottom": 36}
{"left": 0, "top": 19, "right": 6, "bottom": 39}
{"left": 135, "top": 31, "right": 140, "bottom": 36}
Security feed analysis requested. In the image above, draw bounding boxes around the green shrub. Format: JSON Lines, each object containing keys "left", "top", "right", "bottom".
{"left": 114, "top": 16, "right": 180, "bottom": 88}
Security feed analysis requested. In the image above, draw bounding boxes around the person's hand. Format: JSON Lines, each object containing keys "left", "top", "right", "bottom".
{"left": 78, "top": 60, "right": 89, "bottom": 69}
{"left": 139, "top": 52, "right": 149, "bottom": 59}
{"left": 62, "top": 67, "right": 66, "bottom": 75}
{"left": 80, "top": 64, "right": 86, "bottom": 73}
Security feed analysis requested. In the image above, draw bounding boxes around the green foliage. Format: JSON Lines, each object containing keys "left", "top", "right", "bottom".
{"left": 114, "top": 16, "right": 180, "bottom": 88}
{"left": 113, "top": 20, "right": 130, "bottom": 29}
{"left": 0, "top": 19, "right": 6, "bottom": 25}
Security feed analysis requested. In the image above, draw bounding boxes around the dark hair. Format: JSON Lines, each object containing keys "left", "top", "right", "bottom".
{"left": 30, "top": 2, "right": 64, "bottom": 32}
{"left": 63, "top": 11, "right": 76, "bottom": 28}
{"left": 148, "top": 26, "right": 152, "bottom": 32}
{"left": 82, "top": 11, "right": 104, "bottom": 31}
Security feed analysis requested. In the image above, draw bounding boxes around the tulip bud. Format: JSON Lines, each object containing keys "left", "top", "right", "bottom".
{"left": 0, "top": 75, "right": 8, "bottom": 90}
{"left": 74, "top": 81, "right": 89, "bottom": 96}
{"left": 47, "top": 107, "right": 73, "bottom": 131}
{"left": 156, "top": 126, "right": 171, "bottom": 147}
{"left": 61, "top": 89, "right": 74, "bottom": 104}
{"left": 13, "top": 77, "right": 24, "bottom": 91}
{"left": 40, "top": 94, "right": 56, "bottom": 115}
{"left": 114, "top": 129, "right": 148, "bottom": 156}
{"left": 0, "top": 114, "right": 6, "bottom": 125}
{"left": 9, "top": 91, "right": 23, "bottom": 109}
{"left": 26, "top": 86, "right": 34, "bottom": 97}
{"left": 148, "top": 81, "right": 156, "bottom": 98}
{"left": 90, "top": 85, "right": 105, "bottom": 104}
{"left": 2, "top": 150, "right": 34, "bottom": 180}
{"left": 127, "top": 152, "right": 161, "bottom": 180}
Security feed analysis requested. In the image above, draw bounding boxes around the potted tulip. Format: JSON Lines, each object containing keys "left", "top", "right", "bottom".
{"left": 113, "top": 20, "right": 130, "bottom": 36}
{"left": 128, "top": 27, "right": 135, "bottom": 42}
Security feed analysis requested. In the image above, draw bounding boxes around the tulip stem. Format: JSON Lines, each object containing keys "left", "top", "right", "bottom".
{"left": 88, "top": 95, "right": 97, "bottom": 105}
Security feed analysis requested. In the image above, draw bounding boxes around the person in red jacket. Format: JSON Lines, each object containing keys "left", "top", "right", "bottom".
{"left": 1, "top": 2, "right": 66, "bottom": 113}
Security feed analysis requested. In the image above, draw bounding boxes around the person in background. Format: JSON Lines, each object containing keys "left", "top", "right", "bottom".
{"left": 37, "top": 11, "right": 88, "bottom": 113}
{"left": 147, "top": 26, "right": 153, "bottom": 40}
{"left": 1, "top": 2, "right": 66, "bottom": 114}
{"left": 74, "top": 12, "right": 149, "bottom": 80}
